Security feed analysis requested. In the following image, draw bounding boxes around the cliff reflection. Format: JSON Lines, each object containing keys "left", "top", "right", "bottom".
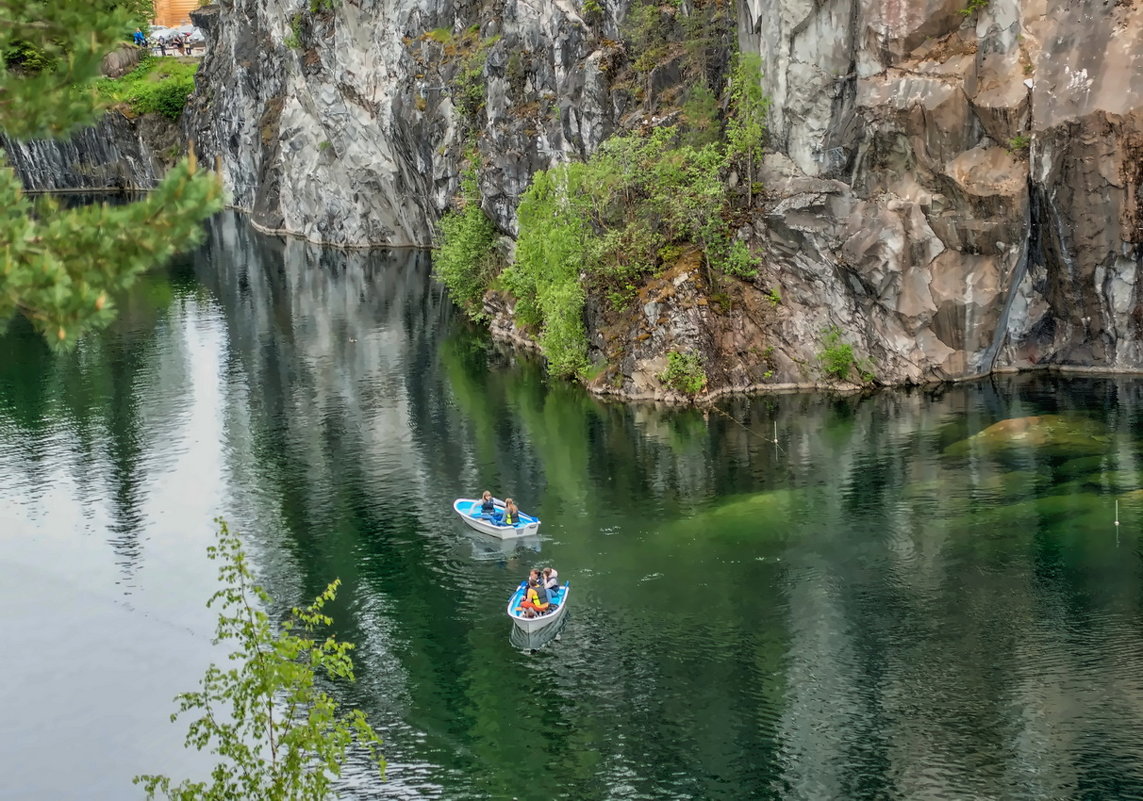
{"left": 186, "top": 214, "right": 1143, "bottom": 799}
{"left": 4, "top": 212, "right": 1143, "bottom": 800}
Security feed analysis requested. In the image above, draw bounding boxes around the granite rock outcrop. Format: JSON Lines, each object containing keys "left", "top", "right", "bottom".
{"left": 181, "top": 0, "right": 1143, "bottom": 394}
{"left": 6, "top": 0, "right": 1142, "bottom": 398}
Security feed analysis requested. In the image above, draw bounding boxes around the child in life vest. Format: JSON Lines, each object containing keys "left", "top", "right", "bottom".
{"left": 517, "top": 580, "right": 549, "bottom": 617}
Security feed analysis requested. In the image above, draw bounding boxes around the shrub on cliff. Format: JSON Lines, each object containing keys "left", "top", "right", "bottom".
{"left": 434, "top": 166, "right": 500, "bottom": 321}
{"left": 94, "top": 56, "right": 199, "bottom": 121}
{"left": 818, "top": 326, "right": 875, "bottom": 383}
{"left": 437, "top": 55, "right": 771, "bottom": 384}
{"left": 502, "top": 124, "right": 762, "bottom": 377}
{"left": 506, "top": 166, "right": 594, "bottom": 377}
{"left": 660, "top": 350, "right": 707, "bottom": 396}
{"left": 726, "top": 52, "right": 770, "bottom": 205}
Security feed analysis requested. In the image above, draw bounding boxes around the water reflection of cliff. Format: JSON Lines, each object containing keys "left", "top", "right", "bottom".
{"left": 0, "top": 265, "right": 196, "bottom": 583}
{"left": 7, "top": 211, "right": 1140, "bottom": 798}
{"left": 189, "top": 213, "right": 1143, "bottom": 799}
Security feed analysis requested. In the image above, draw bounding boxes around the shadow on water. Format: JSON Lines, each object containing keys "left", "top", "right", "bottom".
{"left": 459, "top": 530, "right": 543, "bottom": 562}
{"left": 5, "top": 212, "right": 1143, "bottom": 800}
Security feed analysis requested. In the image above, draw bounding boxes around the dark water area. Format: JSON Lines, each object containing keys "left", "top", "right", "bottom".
{"left": 3, "top": 212, "right": 1143, "bottom": 800}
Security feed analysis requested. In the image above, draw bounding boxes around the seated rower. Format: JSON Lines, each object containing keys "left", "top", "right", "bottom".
{"left": 502, "top": 498, "right": 520, "bottom": 526}
{"left": 480, "top": 490, "right": 496, "bottom": 518}
{"left": 542, "top": 567, "right": 559, "bottom": 595}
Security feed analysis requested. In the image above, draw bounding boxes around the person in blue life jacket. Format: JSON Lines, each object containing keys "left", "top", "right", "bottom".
{"left": 480, "top": 490, "right": 496, "bottom": 518}
{"left": 133, "top": 28, "right": 146, "bottom": 47}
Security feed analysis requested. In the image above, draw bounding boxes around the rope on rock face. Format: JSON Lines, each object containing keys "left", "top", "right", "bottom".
{"left": 706, "top": 403, "right": 784, "bottom": 454}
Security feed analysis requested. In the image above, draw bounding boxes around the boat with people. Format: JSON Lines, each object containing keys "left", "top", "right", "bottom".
{"left": 507, "top": 580, "right": 570, "bottom": 633}
{"left": 453, "top": 495, "right": 541, "bottom": 539}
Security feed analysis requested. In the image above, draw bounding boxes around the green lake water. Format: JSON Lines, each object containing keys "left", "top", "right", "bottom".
{"left": 3, "top": 212, "right": 1143, "bottom": 800}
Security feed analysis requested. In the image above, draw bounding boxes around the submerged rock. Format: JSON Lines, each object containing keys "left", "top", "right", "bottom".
{"left": 945, "top": 415, "right": 1111, "bottom": 455}
{"left": 663, "top": 488, "right": 802, "bottom": 542}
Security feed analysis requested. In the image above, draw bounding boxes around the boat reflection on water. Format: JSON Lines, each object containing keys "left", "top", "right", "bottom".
{"left": 510, "top": 612, "right": 567, "bottom": 652}
{"left": 464, "top": 530, "right": 541, "bottom": 562}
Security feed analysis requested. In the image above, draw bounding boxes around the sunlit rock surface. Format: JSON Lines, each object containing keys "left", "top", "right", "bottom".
{"left": 738, "top": 0, "right": 1143, "bottom": 391}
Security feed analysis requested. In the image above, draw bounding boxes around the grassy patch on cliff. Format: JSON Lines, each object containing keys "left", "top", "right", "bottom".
{"left": 94, "top": 56, "right": 198, "bottom": 120}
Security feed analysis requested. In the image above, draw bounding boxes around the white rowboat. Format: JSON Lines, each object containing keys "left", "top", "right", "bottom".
{"left": 453, "top": 498, "right": 541, "bottom": 539}
{"left": 507, "top": 581, "right": 570, "bottom": 633}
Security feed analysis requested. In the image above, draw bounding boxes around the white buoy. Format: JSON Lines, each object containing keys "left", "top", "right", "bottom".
{"left": 1116, "top": 499, "right": 1121, "bottom": 548}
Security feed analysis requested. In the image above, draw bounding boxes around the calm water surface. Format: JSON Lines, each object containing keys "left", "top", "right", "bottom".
{"left": 3, "top": 213, "right": 1143, "bottom": 801}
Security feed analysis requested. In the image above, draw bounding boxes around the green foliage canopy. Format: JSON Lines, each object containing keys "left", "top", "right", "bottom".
{"left": 0, "top": 0, "right": 126, "bottom": 138}
{"left": 1, "top": 0, "right": 223, "bottom": 346}
{"left": 135, "top": 519, "right": 385, "bottom": 801}
{"left": 0, "top": 158, "right": 222, "bottom": 343}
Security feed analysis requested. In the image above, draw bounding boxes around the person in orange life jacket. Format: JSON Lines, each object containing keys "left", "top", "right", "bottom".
{"left": 480, "top": 490, "right": 496, "bottom": 517}
{"left": 518, "top": 580, "right": 549, "bottom": 617}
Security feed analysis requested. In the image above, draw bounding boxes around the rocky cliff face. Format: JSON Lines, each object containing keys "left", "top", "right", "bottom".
{"left": 1, "top": 112, "right": 180, "bottom": 192}
{"left": 730, "top": 0, "right": 1143, "bottom": 390}
{"left": 185, "top": 0, "right": 624, "bottom": 246}
{"left": 180, "top": 0, "right": 1143, "bottom": 393}
{"left": 1, "top": 48, "right": 181, "bottom": 192}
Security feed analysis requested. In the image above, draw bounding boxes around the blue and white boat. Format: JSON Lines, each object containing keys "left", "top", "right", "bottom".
{"left": 507, "top": 581, "right": 570, "bottom": 633}
{"left": 453, "top": 498, "right": 541, "bottom": 539}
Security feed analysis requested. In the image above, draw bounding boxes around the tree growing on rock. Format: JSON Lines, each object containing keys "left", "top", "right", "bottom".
{"left": 726, "top": 52, "right": 770, "bottom": 206}
{"left": 1, "top": 0, "right": 222, "bottom": 346}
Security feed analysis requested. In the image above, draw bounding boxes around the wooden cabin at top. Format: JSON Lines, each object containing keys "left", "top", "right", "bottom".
{"left": 153, "top": 0, "right": 198, "bottom": 27}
